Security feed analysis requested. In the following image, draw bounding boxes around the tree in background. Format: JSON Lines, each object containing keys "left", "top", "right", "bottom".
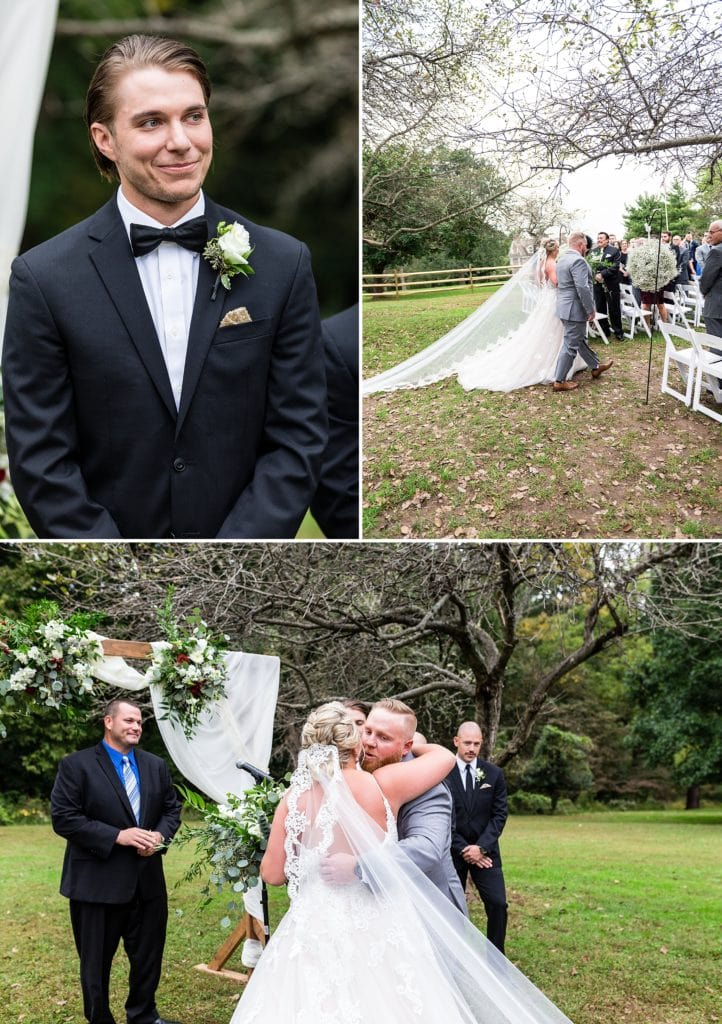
{"left": 363, "top": 143, "right": 511, "bottom": 273}
{"left": 626, "top": 548, "right": 720, "bottom": 811}
{"left": 521, "top": 725, "right": 594, "bottom": 811}
{"left": 29, "top": 0, "right": 358, "bottom": 313}
{"left": 623, "top": 182, "right": 703, "bottom": 239}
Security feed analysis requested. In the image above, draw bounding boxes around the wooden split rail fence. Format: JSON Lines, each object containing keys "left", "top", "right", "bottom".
{"left": 362, "top": 263, "right": 515, "bottom": 299}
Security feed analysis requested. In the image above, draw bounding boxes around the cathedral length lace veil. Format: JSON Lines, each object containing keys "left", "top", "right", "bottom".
{"left": 363, "top": 248, "right": 548, "bottom": 395}
{"left": 233, "top": 741, "right": 575, "bottom": 1024}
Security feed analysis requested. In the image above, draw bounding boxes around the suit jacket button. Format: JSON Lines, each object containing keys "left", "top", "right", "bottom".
{"left": 173, "top": 458, "right": 186, "bottom": 472}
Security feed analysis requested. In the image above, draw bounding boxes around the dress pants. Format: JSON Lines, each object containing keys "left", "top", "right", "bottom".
{"left": 593, "top": 280, "right": 623, "bottom": 337}
{"left": 554, "top": 318, "right": 599, "bottom": 381}
{"left": 452, "top": 854, "right": 508, "bottom": 953}
{"left": 70, "top": 888, "right": 167, "bottom": 1024}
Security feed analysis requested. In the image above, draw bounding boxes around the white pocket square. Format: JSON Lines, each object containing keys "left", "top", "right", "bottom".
{"left": 479, "top": 783, "right": 492, "bottom": 789}
{"left": 220, "top": 306, "right": 252, "bottom": 327}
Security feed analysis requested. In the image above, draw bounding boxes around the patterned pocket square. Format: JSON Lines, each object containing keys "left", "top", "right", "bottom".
{"left": 220, "top": 306, "right": 252, "bottom": 327}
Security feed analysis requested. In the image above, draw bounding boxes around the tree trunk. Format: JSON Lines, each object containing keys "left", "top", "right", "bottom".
{"left": 685, "top": 784, "right": 700, "bottom": 810}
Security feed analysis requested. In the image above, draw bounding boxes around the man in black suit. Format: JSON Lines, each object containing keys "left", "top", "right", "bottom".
{"left": 445, "top": 721, "right": 509, "bottom": 952}
{"left": 589, "top": 231, "right": 624, "bottom": 340}
{"left": 310, "top": 304, "right": 359, "bottom": 538}
{"left": 2, "top": 34, "right": 327, "bottom": 539}
{"left": 51, "top": 699, "right": 181, "bottom": 1024}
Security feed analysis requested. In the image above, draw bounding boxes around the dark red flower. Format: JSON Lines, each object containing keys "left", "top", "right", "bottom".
{"left": 177, "top": 653, "right": 190, "bottom": 664}
{"left": 190, "top": 682, "right": 204, "bottom": 697}
{"left": 25, "top": 686, "right": 37, "bottom": 696}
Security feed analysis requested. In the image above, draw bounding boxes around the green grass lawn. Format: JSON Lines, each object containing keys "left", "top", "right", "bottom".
{"left": 1, "top": 810, "right": 720, "bottom": 1023}
{"left": 362, "top": 291, "right": 722, "bottom": 539}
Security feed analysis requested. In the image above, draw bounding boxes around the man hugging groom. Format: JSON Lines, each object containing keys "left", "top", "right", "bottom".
{"left": 552, "top": 232, "right": 613, "bottom": 393}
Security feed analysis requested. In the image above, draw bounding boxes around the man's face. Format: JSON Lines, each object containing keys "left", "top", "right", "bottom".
{"left": 362, "top": 708, "right": 413, "bottom": 773}
{"left": 609, "top": 234, "right": 617, "bottom": 245}
{"left": 104, "top": 702, "right": 143, "bottom": 751}
{"left": 708, "top": 223, "right": 722, "bottom": 245}
{"left": 453, "top": 726, "right": 482, "bottom": 763}
{"left": 662, "top": 232, "right": 671, "bottom": 244}
{"left": 90, "top": 66, "right": 213, "bottom": 222}
{"left": 597, "top": 233, "right": 608, "bottom": 247}
{"left": 672, "top": 235, "right": 682, "bottom": 246}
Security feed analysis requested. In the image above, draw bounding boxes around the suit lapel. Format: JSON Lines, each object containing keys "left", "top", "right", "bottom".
{"left": 175, "top": 197, "right": 251, "bottom": 437}
{"left": 95, "top": 743, "right": 136, "bottom": 825}
{"left": 87, "top": 200, "right": 177, "bottom": 420}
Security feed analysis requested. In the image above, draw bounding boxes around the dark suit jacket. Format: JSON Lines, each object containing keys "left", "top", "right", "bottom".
{"left": 445, "top": 758, "right": 508, "bottom": 866}
{"left": 50, "top": 742, "right": 181, "bottom": 904}
{"left": 1, "top": 195, "right": 327, "bottom": 539}
{"left": 310, "top": 304, "right": 359, "bottom": 538}
{"left": 700, "top": 244, "right": 722, "bottom": 318}
{"left": 589, "top": 243, "right": 621, "bottom": 286}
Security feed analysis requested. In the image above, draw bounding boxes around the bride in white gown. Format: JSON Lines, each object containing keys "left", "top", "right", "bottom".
{"left": 230, "top": 702, "right": 575, "bottom": 1024}
{"left": 363, "top": 240, "right": 586, "bottom": 395}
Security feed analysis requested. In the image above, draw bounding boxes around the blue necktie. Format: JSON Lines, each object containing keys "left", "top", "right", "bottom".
{"left": 122, "top": 756, "right": 141, "bottom": 824}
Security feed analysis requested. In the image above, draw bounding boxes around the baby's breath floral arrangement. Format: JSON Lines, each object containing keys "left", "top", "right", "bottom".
{"left": 626, "top": 242, "right": 678, "bottom": 292}
{"left": 0, "top": 601, "right": 104, "bottom": 721}
{"left": 176, "top": 778, "right": 288, "bottom": 927}
{"left": 147, "top": 591, "right": 229, "bottom": 737}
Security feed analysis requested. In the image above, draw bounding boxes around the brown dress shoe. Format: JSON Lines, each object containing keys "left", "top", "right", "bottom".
{"left": 592, "top": 358, "right": 614, "bottom": 379}
{"left": 552, "top": 380, "right": 579, "bottom": 391}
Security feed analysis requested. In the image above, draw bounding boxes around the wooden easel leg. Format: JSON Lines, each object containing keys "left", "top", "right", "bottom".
{"left": 194, "top": 912, "right": 266, "bottom": 983}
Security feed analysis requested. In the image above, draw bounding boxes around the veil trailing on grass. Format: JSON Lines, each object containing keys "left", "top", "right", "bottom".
{"left": 363, "top": 248, "right": 548, "bottom": 395}
{"left": 232, "top": 742, "right": 575, "bottom": 1024}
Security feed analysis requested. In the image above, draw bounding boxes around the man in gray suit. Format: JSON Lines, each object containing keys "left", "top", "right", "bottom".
{"left": 553, "top": 231, "right": 613, "bottom": 392}
{"left": 699, "top": 220, "right": 722, "bottom": 357}
{"left": 320, "top": 698, "right": 467, "bottom": 914}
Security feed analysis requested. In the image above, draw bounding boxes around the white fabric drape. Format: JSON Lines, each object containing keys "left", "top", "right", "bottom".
{"left": 88, "top": 641, "right": 280, "bottom": 922}
{"left": 0, "top": 0, "right": 58, "bottom": 346}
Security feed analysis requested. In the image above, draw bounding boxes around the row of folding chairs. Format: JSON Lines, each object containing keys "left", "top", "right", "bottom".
{"left": 618, "top": 282, "right": 705, "bottom": 337}
{"left": 659, "top": 321, "right": 722, "bottom": 424}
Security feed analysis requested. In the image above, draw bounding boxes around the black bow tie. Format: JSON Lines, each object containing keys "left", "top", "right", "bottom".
{"left": 130, "top": 216, "right": 208, "bottom": 257}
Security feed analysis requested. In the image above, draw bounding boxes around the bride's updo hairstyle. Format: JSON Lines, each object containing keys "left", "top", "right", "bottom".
{"left": 301, "top": 702, "right": 360, "bottom": 768}
{"left": 543, "top": 238, "right": 559, "bottom": 256}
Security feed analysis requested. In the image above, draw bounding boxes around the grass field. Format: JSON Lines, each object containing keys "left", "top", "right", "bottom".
{"left": 362, "top": 291, "right": 722, "bottom": 539}
{"left": 1, "top": 810, "right": 720, "bottom": 1024}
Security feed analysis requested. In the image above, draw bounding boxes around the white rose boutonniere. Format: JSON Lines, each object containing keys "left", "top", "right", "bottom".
{"left": 204, "top": 221, "right": 254, "bottom": 300}
{"left": 475, "top": 767, "right": 486, "bottom": 786}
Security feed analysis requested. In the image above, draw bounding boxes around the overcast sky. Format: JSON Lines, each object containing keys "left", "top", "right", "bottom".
{"left": 561, "top": 158, "right": 671, "bottom": 238}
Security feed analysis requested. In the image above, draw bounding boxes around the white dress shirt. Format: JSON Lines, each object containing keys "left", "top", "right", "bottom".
{"left": 457, "top": 756, "right": 475, "bottom": 786}
{"left": 116, "top": 188, "right": 205, "bottom": 409}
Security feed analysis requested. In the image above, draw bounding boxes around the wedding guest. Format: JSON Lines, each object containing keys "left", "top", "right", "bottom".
{"left": 699, "top": 220, "right": 722, "bottom": 355}
{"left": 684, "top": 231, "right": 698, "bottom": 277}
{"left": 2, "top": 34, "right": 328, "bottom": 540}
{"left": 589, "top": 231, "right": 624, "bottom": 340}
{"left": 696, "top": 232, "right": 712, "bottom": 275}
{"left": 619, "top": 239, "right": 630, "bottom": 281}
{"left": 51, "top": 699, "right": 182, "bottom": 1024}
{"left": 310, "top": 304, "right": 359, "bottom": 539}
{"left": 445, "top": 722, "right": 509, "bottom": 952}
{"left": 672, "top": 234, "right": 690, "bottom": 285}
{"left": 340, "top": 697, "right": 372, "bottom": 729}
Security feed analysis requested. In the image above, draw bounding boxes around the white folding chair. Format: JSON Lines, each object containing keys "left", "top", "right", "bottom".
{"left": 619, "top": 283, "right": 652, "bottom": 339}
{"left": 587, "top": 310, "right": 609, "bottom": 344}
{"left": 689, "top": 330, "right": 722, "bottom": 424}
{"left": 680, "top": 282, "right": 703, "bottom": 328}
{"left": 663, "top": 289, "right": 692, "bottom": 328}
{"left": 659, "top": 320, "right": 697, "bottom": 406}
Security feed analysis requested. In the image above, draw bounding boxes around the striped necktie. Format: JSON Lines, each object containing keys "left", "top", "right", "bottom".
{"left": 122, "top": 755, "right": 141, "bottom": 824}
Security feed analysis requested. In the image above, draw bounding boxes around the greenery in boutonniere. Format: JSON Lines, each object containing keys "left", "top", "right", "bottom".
{"left": 175, "top": 778, "right": 289, "bottom": 927}
{"left": 147, "top": 589, "right": 229, "bottom": 738}
{"left": 203, "top": 220, "right": 254, "bottom": 300}
{"left": 475, "top": 767, "right": 486, "bottom": 786}
{"left": 586, "top": 253, "right": 617, "bottom": 293}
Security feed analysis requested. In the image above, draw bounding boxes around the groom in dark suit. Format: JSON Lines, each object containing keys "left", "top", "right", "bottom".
{"left": 2, "top": 34, "right": 327, "bottom": 539}
{"left": 51, "top": 699, "right": 181, "bottom": 1024}
{"left": 445, "top": 721, "right": 509, "bottom": 952}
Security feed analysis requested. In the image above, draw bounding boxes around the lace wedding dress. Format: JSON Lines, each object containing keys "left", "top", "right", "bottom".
{"left": 363, "top": 249, "right": 585, "bottom": 395}
{"left": 230, "top": 745, "right": 575, "bottom": 1024}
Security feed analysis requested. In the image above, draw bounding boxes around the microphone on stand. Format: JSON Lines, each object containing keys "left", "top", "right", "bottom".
{"left": 235, "top": 759, "right": 273, "bottom": 946}
{"left": 236, "top": 760, "right": 273, "bottom": 784}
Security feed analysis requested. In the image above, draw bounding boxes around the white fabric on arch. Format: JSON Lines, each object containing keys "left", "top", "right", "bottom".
{"left": 88, "top": 642, "right": 279, "bottom": 924}
{"left": 88, "top": 640, "right": 280, "bottom": 803}
{"left": 0, "top": 0, "right": 58, "bottom": 345}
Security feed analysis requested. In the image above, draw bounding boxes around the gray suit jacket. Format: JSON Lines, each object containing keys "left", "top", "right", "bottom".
{"left": 556, "top": 249, "right": 595, "bottom": 321}
{"left": 699, "top": 244, "right": 722, "bottom": 318}
{"left": 396, "top": 753, "right": 468, "bottom": 915}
